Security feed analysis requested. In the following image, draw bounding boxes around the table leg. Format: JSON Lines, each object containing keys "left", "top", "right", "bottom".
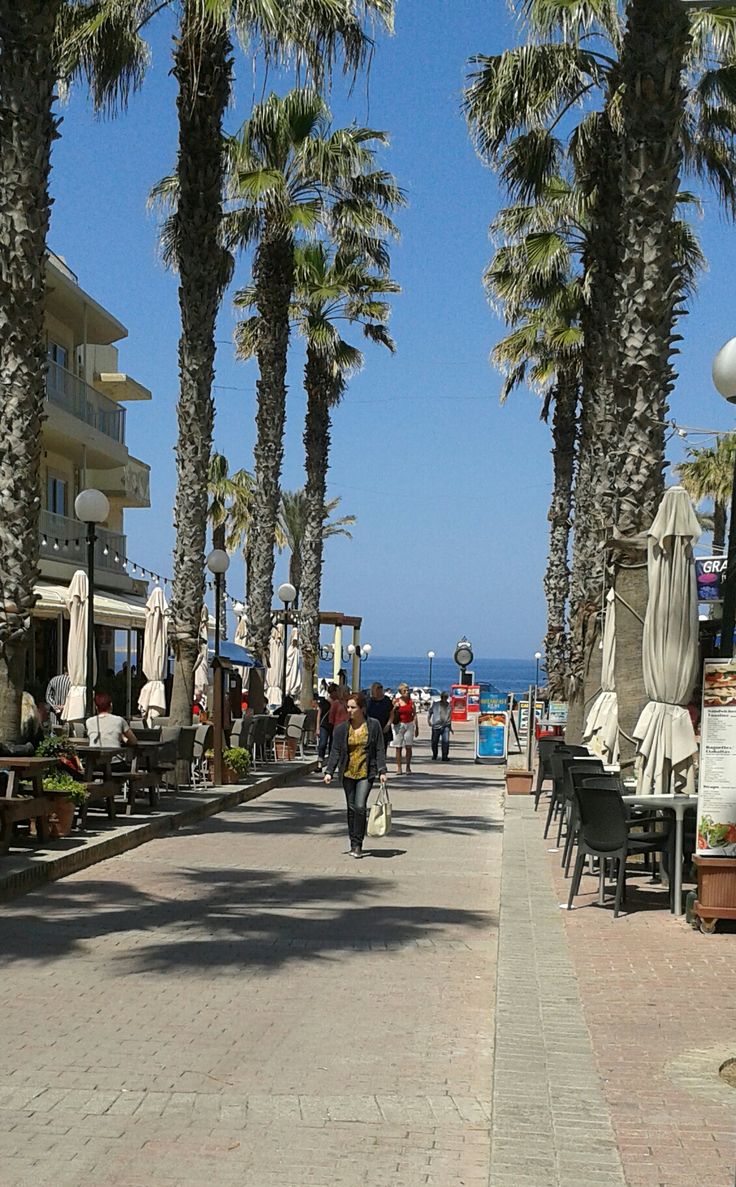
{"left": 673, "top": 814, "right": 684, "bottom": 917}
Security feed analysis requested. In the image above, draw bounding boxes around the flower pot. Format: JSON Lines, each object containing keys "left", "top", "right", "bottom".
{"left": 505, "top": 769, "right": 534, "bottom": 796}
{"left": 694, "top": 856, "right": 736, "bottom": 932}
{"left": 274, "top": 738, "right": 296, "bottom": 761}
{"left": 49, "top": 797, "right": 76, "bottom": 838}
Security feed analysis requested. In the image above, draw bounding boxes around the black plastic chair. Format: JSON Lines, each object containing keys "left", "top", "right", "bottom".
{"left": 559, "top": 759, "right": 607, "bottom": 872}
{"left": 545, "top": 747, "right": 596, "bottom": 840}
{"left": 534, "top": 738, "right": 569, "bottom": 810}
{"left": 567, "top": 781, "right": 673, "bottom": 917}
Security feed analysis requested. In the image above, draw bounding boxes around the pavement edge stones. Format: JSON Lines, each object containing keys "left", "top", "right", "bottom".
{"left": 490, "top": 795, "right": 627, "bottom": 1187}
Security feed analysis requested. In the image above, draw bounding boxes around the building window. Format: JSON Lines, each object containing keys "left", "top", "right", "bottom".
{"left": 47, "top": 474, "right": 67, "bottom": 516}
{"left": 47, "top": 341, "right": 68, "bottom": 370}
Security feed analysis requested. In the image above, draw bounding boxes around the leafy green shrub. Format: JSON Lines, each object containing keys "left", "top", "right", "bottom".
{"left": 42, "top": 773, "right": 88, "bottom": 806}
{"left": 223, "top": 747, "right": 251, "bottom": 779}
{"left": 36, "top": 733, "right": 75, "bottom": 759}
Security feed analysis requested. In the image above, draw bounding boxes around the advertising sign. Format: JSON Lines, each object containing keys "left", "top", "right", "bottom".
{"left": 696, "top": 556, "right": 727, "bottom": 603}
{"left": 548, "top": 701, "right": 568, "bottom": 725}
{"left": 517, "top": 700, "right": 543, "bottom": 735}
{"left": 480, "top": 687, "right": 508, "bottom": 715}
{"left": 466, "top": 684, "right": 481, "bottom": 714}
{"left": 697, "top": 659, "right": 736, "bottom": 856}
{"left": 450, "top": 684, "right": 468, "bottom": 723}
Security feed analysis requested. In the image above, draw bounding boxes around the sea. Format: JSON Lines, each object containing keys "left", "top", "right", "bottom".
{"left": 317, "top": 655, "right": 538, "bottom": 697}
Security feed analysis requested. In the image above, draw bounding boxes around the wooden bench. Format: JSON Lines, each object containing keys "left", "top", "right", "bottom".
{"left": 0, "top": 796, "right": 51, "bottom": 854}
{"left": 110, "top": 771, "right": 160, "bottom": 815}
{"left": 77, "top": 781, "right": 118, "bottom": 829}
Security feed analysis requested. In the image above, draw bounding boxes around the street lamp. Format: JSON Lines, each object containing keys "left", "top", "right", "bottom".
{"left": 348, "top": 642, "right": 372, "bottom": 688}
{"left": 534, "top": 651, "right": 542, "bottom": 687}
{"left": 427, "top": 650, "right": 435, "bottom": 686}
{"left": 454, "top": 637, "right": 473, "bottom": 683}
{"left": 711, "top": 337, "right": 736, "bottom": 657}
{"left": 277, "top": 582, "right": 297, "bottom": 705}
{"left": 207, "top": 548, "right": 230, "bottom": 785}
{"left": 74, "top": 488, "right": 110, "bottom": 718}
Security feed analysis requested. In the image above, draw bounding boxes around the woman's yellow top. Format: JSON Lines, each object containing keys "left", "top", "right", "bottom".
{"left": 344, "top": 720, "right": 369, "bottom": 779}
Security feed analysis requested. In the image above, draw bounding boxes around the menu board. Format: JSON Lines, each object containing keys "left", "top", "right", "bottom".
{"left": 476, "top": 686, "right": 509, "bottom": 762}
{"left": 697, "top": 659, "right": 736, "bottom": 856}
{"left": 548, "top": 701, "right": 568, "bottom": 725}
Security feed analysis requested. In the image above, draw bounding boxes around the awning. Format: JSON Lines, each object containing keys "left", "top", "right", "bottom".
{"left": 33, "top": 581, "right": 148, "bottom": 630}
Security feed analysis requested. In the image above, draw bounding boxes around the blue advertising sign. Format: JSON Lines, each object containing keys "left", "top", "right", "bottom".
{"left": 479, "top": 685, "right": 507, "bottom": 715}
{"left": 696, "top": 556, "right": 726, "bottom": 603}
{"left": 477, "top": 714, "right": 508, "bottom": 760}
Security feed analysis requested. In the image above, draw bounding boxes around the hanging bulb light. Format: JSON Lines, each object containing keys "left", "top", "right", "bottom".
{"left": 41, "top": 535, "right": 47, "bottom": 547}
{"left": 53, "top": 539, "right": 59, "bottom": 551}
{"left": 103, "top": 545, "right": 109, "bottom": 556}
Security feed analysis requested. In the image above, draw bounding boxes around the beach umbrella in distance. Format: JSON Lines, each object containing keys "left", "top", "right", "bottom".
{"left": 583, "top": 588, "right": 619, "bottom": 764}
{"left": 138, "top": 586, "right": 168, "bottom": 724}
{"left": 193, "top": 605, "right": 210, "bottom": 699}
{"left": 633, "top": 486, "right": 701, "bottom": 794}
{"left": 234, "top": 603, "right": 248, "bottom": 648}
{"left": 266, "top": 622, "right": 285, "bottom": 705}
{"left": 61, "top": 570, "right": 90, "bottom": 722}
{"left": 285, "top": 628, "right": 302, "bottom": 697}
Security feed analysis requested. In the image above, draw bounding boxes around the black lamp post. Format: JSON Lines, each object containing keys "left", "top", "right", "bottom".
{"left": 427, "top": 650, "right": 435, "bottom": 686}
{"left": 712, "top": 337, "right": 736, "bottom": 657}
{"left": 277, "top": 582, "right": 297, "bottom": 705}
{"left": 74, "top": 488, "right": 110, "bottom": 720}
{"left": 454, "top": 637, "right": 473, "bottom": 684}
{"left": 535, "top": 651, "right": 542, "bottom": 688}
{"left": 207, "top": 548, "right": 230, "bottom": 784}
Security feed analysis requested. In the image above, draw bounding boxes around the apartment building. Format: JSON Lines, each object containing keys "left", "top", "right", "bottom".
{"left": 31, "top": 252, "right": 152, "bottom": 688}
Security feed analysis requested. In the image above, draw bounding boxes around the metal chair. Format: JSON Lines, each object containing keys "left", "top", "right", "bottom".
{"left": 192, "top": 723, "right": 213, "bottom": 788}
{"left": 545, "top": 746, "right": 593, "bottom": 840}
{"left": 283, "top": 713, "right": 307, "bottom": 759}
{"left": 534, "top": 738, "right": 569, "bottom": 810}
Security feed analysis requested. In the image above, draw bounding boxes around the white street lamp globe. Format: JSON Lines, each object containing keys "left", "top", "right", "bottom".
{"left": 277, "top": 581, "right": 296, "bottom": 604}
{"left": 712, "top": 337, "right": 736, "bottom": 402}
{"left": 75, "top": 488, "right": 110, "bottom": 524}
{"left": 427, "top": 649, "right": 435, "bottom": 659}
{"left": 347, "top": 643, "right": 356, "bottom": 656}
{"left": 233, "top": 601, "right": 244, "bottom": 616}
{"left": 362, "top": 643, "right": 372, "bottom": 656}
{"left": 535, "top": 651, "right": 542, "bottom": 661}
{"left": 206, "top": 548, "right": 230, "bottom": 574}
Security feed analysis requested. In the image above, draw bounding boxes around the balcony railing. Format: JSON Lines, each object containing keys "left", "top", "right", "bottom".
{"left": 46, "top": 360, "right": 126, "bottom": 445}
{"left": 39, "top": 510, "right": 127, "bottom": 575}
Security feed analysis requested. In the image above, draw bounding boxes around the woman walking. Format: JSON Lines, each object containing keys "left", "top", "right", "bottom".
{"left": 392, "top": 683, "right": 418, "bottom": 775}
{"left": 324, "top": 691, "right": 387, "bottom": 858}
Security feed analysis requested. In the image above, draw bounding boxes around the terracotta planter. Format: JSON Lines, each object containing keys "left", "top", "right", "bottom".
{"left": 505, "top": 769, "right": 534, "bottom": 796}
{"left": 274, "top": 738, "right": 296, "bottom": 761}
{"left": 694, "top": 856, "right": 736, "bottom": 932}
{"left": 49, "top": 797, "right": 76, "bottom": 838}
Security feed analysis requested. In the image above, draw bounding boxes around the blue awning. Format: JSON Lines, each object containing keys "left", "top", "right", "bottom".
{"left": 209, "top": 641, "right": 263, "bottom": 668}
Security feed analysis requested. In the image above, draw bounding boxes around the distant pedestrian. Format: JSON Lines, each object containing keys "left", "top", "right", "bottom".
{"left": 392, "top": 683, "right": 418, "bottom": 775}
{"left": 316, "top": 683, "right": 334, "bottom": 773}
{"left": 428, "top": 691, "right": 453, "bottom": 761}
{"left": 324, "top": 691, "right": 387, "bottom": 858}
{"left": 328, "top": 683, "right": 349, "bottom": 730}
{"left": 367, "top": 681, "right": 394, "bottom": 755}
{"left": 45, "top": 668, "right": 70, "bottom": 726}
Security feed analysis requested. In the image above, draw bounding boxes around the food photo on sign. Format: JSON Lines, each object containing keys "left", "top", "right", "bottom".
{"left": 697, "top": 659, "right": 736, "bottom": 857}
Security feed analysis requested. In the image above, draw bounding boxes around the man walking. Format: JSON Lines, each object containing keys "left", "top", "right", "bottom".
{"left": 428, "top": 691, "right": 453, "bottom": 761}
{"left": 45, "top": 668, "right": 70, "bottom": 726}
{"left": 367, "top": 682, "right": 394, "bottom": 757}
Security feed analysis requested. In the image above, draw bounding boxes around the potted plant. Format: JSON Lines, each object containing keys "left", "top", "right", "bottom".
{"left": 222, "top": 747, "right": 252, "bottom": 784}
{"left": 505, "top": 768, "right": 534, "bottom": 795}
{"left": 42, "top": 773, "right": 88, "bottom": 837}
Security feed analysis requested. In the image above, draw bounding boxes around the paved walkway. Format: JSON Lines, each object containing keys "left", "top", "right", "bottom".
{"left": 0, "top": 728, "right": 502, "bottom": 1187}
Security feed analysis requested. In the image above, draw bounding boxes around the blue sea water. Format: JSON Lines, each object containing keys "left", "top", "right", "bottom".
{"left": 317, "top": 655, "right": 538, "bottom": 696}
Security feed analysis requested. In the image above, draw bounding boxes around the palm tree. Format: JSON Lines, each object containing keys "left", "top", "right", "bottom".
{"left": 237, "top": 239, "right": 400, "bottom": 702}
{"left": 207, "top": 453, "right": 253, "bottom": 637}
{"left": 277, "top": 489, "right": 356, "bottom": 597}
{"left": 677, "top": 435, "right": 736, "bottom": 555}
{"left": 225, "top": 89, "right": 400, "bottom": 667}
{"left": 58, "top": 3, "right": 394, "bottom": 730}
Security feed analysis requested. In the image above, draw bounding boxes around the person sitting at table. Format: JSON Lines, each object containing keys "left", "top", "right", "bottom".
{"left": 86, "top": 692, "right": 137, "bottom": 749}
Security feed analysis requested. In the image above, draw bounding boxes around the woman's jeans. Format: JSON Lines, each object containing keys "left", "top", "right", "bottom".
{"left": 343, "top": 776, "right": 374, "bottom": 848}
{"left": 318, "top": 724, "right": 332, "bottom": 760}
{"left": 431, "top": 725, "right": 451, "bottom": 760}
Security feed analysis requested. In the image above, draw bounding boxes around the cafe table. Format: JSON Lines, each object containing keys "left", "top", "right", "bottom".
{"left": 71, "top": 742, "right": 163, "bottom": 814}
{"left": 0, "top": 756, "right": 56, "bottom": 797}
{"left": 622, "top": 793, "right": 697, "bottom": 917}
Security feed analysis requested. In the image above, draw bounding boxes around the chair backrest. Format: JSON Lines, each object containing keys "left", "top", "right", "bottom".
{"left": 565, "top": 759, "right": 605, "bottom": 799}
{"left": 160, "top": 726, "right": 181, "bottom": 745}
{"left": 228, "top": 718, "right": 245, "bottom": 746}
{"left": 236, "top": 717, "right": 256, "bottom": 750}
{"left": 303, "top": 708, "right": 317, "bottom": 733}
{"left": 582, "top": 773, "right": 625, "bottom": 794}
{"left": 176, "top": 726, "right": 197, "bottom": 763}
{"left": 537, "top": 737, "right": 568, "bottom": 776}
{"left": 133, "top": 727, "right": 162, "bottom": 742}
{"left": 193, "top": 723, "right": 213, "bottom": 758}
{"left": 285, "top": 713, "right": 306, "bottom": 741}
{"left": 263, "top": 717, "right": 280, "bottom": 742}
{"left": 551, "top": 750, "right": 600, "bottom": 794}
{"left": 71, "top": 722, "right": 87, "bottom": 738}
{"left": 575, "top": 782, "right": 628, "bottom": 852}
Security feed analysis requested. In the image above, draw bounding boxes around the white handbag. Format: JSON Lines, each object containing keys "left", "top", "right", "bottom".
{"left": 367, "top": 782, "right": 392, "bottom": 837}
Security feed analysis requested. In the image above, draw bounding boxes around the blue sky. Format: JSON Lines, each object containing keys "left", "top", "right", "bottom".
{"left": 48, "top": 1, "right": 736, "bottom": 660}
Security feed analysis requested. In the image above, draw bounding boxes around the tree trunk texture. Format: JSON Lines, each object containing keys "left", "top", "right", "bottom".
{"left": 212, "top": 521, "right": 228, "bottom": 640}
{"left": 612, "top": 555, "right": 649, "bottom": 765}
{"left": 168, "top": 7, "right": 232, "bottom": 727}
{"left": 245, "top": 225, "right": 294, "bottom": 663}
{"left": 298, "top": 349, "right": 333, "bottom": 710}
{"left": 0, "top": 1, "right": 60, "bottom": 741}
{"left": 568, "top": 112, "right": 623, "bottom": 730}
{"left": 543, "top": 374, "right": 577, "bottom": 700}
{"left": 609, "top": 0, "right": 690, "bottom": 538}
{"left": 714, "top": 500, "right": 726, "bottom": 554}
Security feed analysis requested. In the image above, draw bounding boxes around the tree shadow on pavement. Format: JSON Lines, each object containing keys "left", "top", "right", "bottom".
{"left": 0, "top": 864, "right": 495, "bottom": 971}
{"left": 192, "top": 799, "right": 502, "bottom": 838}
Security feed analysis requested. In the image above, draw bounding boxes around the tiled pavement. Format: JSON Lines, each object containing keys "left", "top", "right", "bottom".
{"left": 0, "top": 728, "right": 501, "bottom": 1187}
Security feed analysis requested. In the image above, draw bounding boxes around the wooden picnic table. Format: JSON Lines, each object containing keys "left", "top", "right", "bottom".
{"left": 0, "top": 756, "right": 56, "bottom": 798}
{"left": 0, "top": 757, "right": 57, "bottom": 853}
{"left": 71, "top": 742, "right": 163, "bottom": 815}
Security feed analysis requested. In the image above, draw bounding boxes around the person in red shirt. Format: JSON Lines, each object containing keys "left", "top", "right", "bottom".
{"left": 392, "top": 683, "right": 418, "bottom": 775}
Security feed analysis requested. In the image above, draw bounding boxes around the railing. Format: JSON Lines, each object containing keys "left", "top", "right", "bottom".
{"left": 46, "top": 360, "right": 126, "bottom": 445}
{"left": 39, "top": 510, "right": 127, "bottom": 574}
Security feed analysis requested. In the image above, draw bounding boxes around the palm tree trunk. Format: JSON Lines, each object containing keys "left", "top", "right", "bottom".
{"left": 612, "top": 551, "right": 649, "bottom": 766}
{"left": 212, "top": 521, "right": 229, "bottom": 640}
{"left": 299, "top": 350, "right": 333, "bottom": 709}
{"left": 543, "top": 375, "right": 577, "bottom": 700}
{"left": 714, "top": 500, "right": 726, "bottom": 554}
{"left": 168, "top": 4, "right": 232, "bottom": 727}
{"left": 0, "top": 1, "right": 60, "bottom": 740}
{"left": 245, "top": 223, "right": 294, "bottom": 662}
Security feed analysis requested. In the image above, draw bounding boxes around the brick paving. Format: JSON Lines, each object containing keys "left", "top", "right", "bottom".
{"left": 542, "top": 795, "right": 736, "bottom": 1187}
{"left": 0, "top": 727, "right": 501, "bottom": 1187}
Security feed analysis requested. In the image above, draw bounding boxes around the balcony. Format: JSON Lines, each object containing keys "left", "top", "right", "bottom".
{"left": 39, "top": 509, "right": 126, "bottom": 575}
{"left": 46, "top": 360, "right": 126, "bottom": 445}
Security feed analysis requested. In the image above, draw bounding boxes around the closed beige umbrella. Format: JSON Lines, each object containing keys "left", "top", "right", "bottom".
{"left": 633, "top": 486, "right": 701, "bottom": 795}
{"left": 285, "top": 628, "right": 302, "bottom": 698}
{"left": 138, "top": 586, "right": 168, "bottom": 723}
{"left": 193, "top": 605, "right": 210, "bottom": 700}
{"left": 266, "top": 622, "right": 285, "bottom": 705}
{"left": 61, "top": 569, "right": 89, "bottom": 722}
{"left": 234, "top": 607, "right": 248, "bottom": 648}
{"left": 583, "top": 588, "right": 619, "bottom": 764}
